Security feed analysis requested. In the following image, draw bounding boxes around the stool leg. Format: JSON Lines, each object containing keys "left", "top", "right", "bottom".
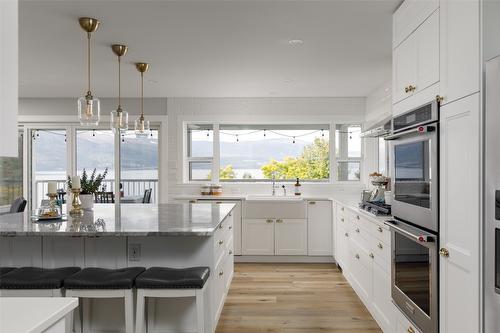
{"left": 124, "top": 289, "right": 134, "bottom": 333}
{"left": 135, "top": 289, "right": 146, "bottom": 333}
{"left": 195, "top": 288, "right": 205, "bottom": 333}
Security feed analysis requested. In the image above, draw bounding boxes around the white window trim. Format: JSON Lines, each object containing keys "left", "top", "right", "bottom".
{"left": 18, "top": 115, "right": 167, "bottom": 208}
{"left": 181, "top": 119, "right": 364, "bottom": 185}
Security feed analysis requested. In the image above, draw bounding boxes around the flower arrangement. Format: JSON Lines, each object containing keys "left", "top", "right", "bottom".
{"left": 67, "top": 168, "right": 108, "bottom": 195}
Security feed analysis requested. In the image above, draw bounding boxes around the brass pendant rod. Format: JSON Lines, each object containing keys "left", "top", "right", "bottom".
{"left": 87, "top": 32, "right": 91, "bottom": 95}
{"left": 141, "top": 72, "right": 144, "bottom": 118}
{"left": 118, "top": 55, "right": 121, "bottom": 109}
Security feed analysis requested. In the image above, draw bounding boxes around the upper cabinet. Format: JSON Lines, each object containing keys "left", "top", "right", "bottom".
{"left": 393, "top": 0, "right": 438, "bottom": 48}
{"left": 0, "top": 0, "right": 18, "bottom": 157}
{"left": 439, "top": 0, "right": 480, "bottom": 105}
{"left": 393, "top": 9, "right": 439, "bottom": 105}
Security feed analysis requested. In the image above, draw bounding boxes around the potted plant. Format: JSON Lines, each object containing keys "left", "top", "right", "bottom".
{"left": 67, "top": 168, "right": 108, "bottom": 210}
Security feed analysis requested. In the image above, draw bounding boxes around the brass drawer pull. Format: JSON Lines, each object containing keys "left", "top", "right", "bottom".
{"left": 266, "top": 219, "right": 274, "bottom": 223}
{"left": 344, "top": 232, "right": 349, "bottom": 237}
{"left": 377, "top": 243, "right": 383, "bottom": 249}
{"left": 219, "top": 271, "right": 224, "bottom": 276}
{"left": 341, "top": 207, "right": 344, "bottom": 211}
{"left": 218, "top": 240, "right": 224, "bottom": 245}
{"left": 219, "top": 223, "right": 223, "bottom": 229}
{"left": 377, "top": 226, "right": 383, "bottom": 233}
{"left": 229, "top": 226, "right": 232, "bottom": 230}
{"left": 229, "top": 250, "right": 233, "bottom": 255}
{"left": 216, "top": 201, "right": 223, "bottom": 204}
{"left": 439, "top": 248, "right": 450, "bottom": 257}
{"left": 189, "top": 200, "right": 197, "bottom": 203}
{"left": 276, "top": 219, "right": 283, "bottom": 223}
{"left": 340, "top": 218, "right": 345, "bottom": 222}
{"left": 309, "top": 201, "right": 316, "bottom": 205}
{"left": 356, "top": 215, "right": 360, "bottom": 220}
{"left": 355, "top": 254, "right": 360, "bottom": 260}
{"left": 355, "top": 228, "right": 360, "bottom": 233}
{"left": 407, "top": 327, "right": 415, "bottom": 333}
{"left": 369, "top": 253, "right": 374, "bottom": 259}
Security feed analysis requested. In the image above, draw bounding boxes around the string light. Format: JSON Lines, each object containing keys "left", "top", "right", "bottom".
{"left": 321, "top": 129, "right": 324, "bottom": 137}
{"left": 263, "top": 129, "right": 266, "bottom": 137}
{"left": 150, "top": 129, "right": 153, "bottom": 137}
{"left": 121, "top": 134, "right": 125, "bottom": 143}
{"left": 206, "top": 130, "right": 210, "bottom": 137}
{"left": 236, "top": 134, "right": 239, "bottom": 142}
{"left": 292, "top": 136, "right": 296, "bottom": 144}
{"left": 92, "top": 129, "right": 96, "bottom": 137}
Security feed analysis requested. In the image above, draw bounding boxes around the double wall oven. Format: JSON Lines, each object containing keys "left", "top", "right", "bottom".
{"left": 385, "top": 100, "right": 439, "bottom": 333}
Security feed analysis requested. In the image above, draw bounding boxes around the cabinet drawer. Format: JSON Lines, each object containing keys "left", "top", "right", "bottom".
{"left": 371, "top": 237, "right": 390, "bottom": 271}
{"left": 348, "top": 238, "right": 372, "bottom": 302}
{"left": 395, "top": 305, "right": 422, "bottom": 333}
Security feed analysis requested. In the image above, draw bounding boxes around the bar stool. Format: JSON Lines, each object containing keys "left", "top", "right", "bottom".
{"left": 135, "top": 267, "right": 210, "bottom": 333}
{"left": 64, "top": 267, "right": 145, "bottom": 333}
{"left": 0, "top": 267, "right": 80, "bottom": 297}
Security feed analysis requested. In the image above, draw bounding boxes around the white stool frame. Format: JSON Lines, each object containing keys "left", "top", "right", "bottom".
{"left": 135, "top": 285, "right": 207, "bottom": 333}
{"left": 65, "top": 289, "right": 134, "bottom": 333}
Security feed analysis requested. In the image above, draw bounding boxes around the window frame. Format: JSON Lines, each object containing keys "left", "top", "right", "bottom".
{"left": 183, "top": 121, "right": 363, "bottom": 184}
{"left": 335, "top": 124, "right": 363, "bottom": 182}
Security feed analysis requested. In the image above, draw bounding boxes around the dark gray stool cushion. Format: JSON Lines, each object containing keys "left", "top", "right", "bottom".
{"left": 135, "top": 267, "right": 210, "bottom": 289}
{"left": 64, "top": 267, "right": 145, "bottom": 290}
{"left": 0, "top": 267, "right": 80, "bottom": 289}
{"left": 0, "top": 267, "right": 16, "bottom": 277}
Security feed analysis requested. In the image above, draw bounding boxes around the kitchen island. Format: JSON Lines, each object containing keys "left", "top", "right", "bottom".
{"left": 0, "top": 203, "right": 236, "bottom": 333}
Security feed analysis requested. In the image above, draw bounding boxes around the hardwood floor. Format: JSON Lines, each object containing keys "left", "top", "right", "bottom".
{"left": 216, "top": 263, "right": 382, "bottom": 333}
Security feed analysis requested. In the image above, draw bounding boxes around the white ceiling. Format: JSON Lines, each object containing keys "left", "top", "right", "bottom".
{"left": 19, "top": 0, "right": 399, "bottom": 98}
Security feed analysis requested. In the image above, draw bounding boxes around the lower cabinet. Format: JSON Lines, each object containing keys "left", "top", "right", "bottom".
{"left": 275, "top": 219, "right": 307, "bottom": 255}
{"left": 242, "top": 219, "right": 275, "bottom": 255}
{"left": 242, "top": 218, "right": 307, "bottom": 255}
{"left": 335, "top": 202, "right": 396, "bottom": 332}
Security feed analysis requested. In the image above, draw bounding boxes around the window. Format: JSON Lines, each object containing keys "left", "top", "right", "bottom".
{"left": 187, "top": 124, "right": 214, "bottom": 181}
{"left": 77, "top": 129, "right": 115, "bottom": 192}
{"left": 186, "top": 123, "right": 331, "bottom": 182}
{"left": 31, "top": 129, "right": 67, "bottom": 208}
{"left": 0, "top": 131, "right": 23, "bottom": 208}
{"left": 121, "top": 130, "right": 159, "bottom": 203}
{"left": 335, "top": 124, "right": 362, "bottom": 181}
{"left": 378, "top": 137, "right": 388, "bottom": 176}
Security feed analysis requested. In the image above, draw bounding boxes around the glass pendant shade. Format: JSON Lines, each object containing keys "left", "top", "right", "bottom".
{"left": 134, "top": 116, "right": 150, "bottom": 137}
{"left": 111, "top": 108, "right": 129, "bottom": 132}
{"left": 78, "top": 95, "right": 100, "bottom": 126}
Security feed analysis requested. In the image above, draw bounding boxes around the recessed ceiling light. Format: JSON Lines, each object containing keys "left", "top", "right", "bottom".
{"left": 288, "top": 39, "right": 304, "bottom": 45}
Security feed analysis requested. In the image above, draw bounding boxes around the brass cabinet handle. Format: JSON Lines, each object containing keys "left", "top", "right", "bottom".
{"left": 216, "top": 201, "right": 223, "bottom": 204}
{"left": 345, "top": 232, "right": 349, "bottom": 237}
{"left": 377, "top": 226, "right": 383, "bottom": 233}
{"left": 439, "top": 248, "right": 450, "bottom": 257}
{"left": 229, "top": 212, "right": 232, "bottom": 217}
{"left": 356, "top": 215, "right": 360, "bottom": 220}
{"left": 407, "top": 327, "right": 415, "bottom": 333}
{"left": 355, "top": 228, "right": 360, "bottom": 233}
{"left": 340, "top": 218, "right": 345, "bottom": 222}
{"left": 436, "top": 95, "right": 444, "bottom": 103}
{"left": 309, "top": 201, "right": 316, "bottom": 205}
{"left": 378, "top": 243, "right": 383, "bottom": 249}
{"left": 229, "top": 250, "right": 233, "bottom": 255}
{"left": 408, "top": 85, "right": 416, "bottom": 92}
{"left": 405, "top": 86, "right": 410, "bottom": 93}
{"left": 219, "top": 270, "right": 224, "bottom": 276}
{"left": 189, "top": 200, "right": 197, "bottom": 203}
{"left": 355, "top": 254, "right": 360, "bottom": 259}
{"left": 369, "top": 253, "right": 374, "bottom": 259}
{"left": 341, "top": 207, "right": 344, "bottom": 211}
{"left": 229, "top": 226, "right": 232, "bottom": 230}
{"left": 219, "top": 223, "right": 224, "bottom": 229}
{"left": 219, "top": 240, "right": 224, "bottom": 245}
{"left": 276, "top": 219, "right": 283, "bottom": 223}
{"left": 266, "top": 219, "right": 274, "bottom": 223}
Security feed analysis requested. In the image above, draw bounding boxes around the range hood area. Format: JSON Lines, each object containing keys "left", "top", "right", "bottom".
{"left": 360, "top": 115, "right": 392, "bottom": 138}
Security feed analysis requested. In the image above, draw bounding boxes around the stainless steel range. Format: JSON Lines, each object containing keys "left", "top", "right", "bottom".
{"left": 385, "top": 100, "right": 439, "bottom": 333}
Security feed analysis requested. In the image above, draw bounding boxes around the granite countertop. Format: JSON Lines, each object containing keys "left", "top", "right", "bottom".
{"left": 0, "top": 203, "right": 235, "bottom": 237}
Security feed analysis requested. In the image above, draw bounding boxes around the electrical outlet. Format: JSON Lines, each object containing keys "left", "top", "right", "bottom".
{"left": 128, "top": 244, "right": 141, "bottom": 261}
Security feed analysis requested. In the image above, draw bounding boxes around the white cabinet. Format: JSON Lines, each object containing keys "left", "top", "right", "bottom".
{"left": 393, "top": 9, "right": 439, "bottom": 106}
{"left": 0, "top": 0, "right": 18, "bottom": 157}
{"left": 242, "top": 219, "right": 275, "bottom": 255}
{"left": 395, "top": 306, "right": 422, "bottom": 333}
{"left": 439, "top": 93, "right": 481, "bottom": 333}
{"left": 348, "top": 238, "right": 372, "bottom": 302}
{"left": 275, "top": 218, "right": 307, "bottom": 255}
{"left": 371, "top": 261, "right": 394, "bottom": 332}
{"left": 307, "top": 200, "right": 332, "bottom": 256}
{"left": 439, "top": 0, "right": 480, "bottom": 105}
{"left": 392, "top": 0, "right": 438, "bottom": 48}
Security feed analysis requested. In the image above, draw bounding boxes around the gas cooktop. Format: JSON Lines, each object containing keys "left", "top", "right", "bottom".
{"left": 359, "top": 201, "right": 391, "bottom": 216}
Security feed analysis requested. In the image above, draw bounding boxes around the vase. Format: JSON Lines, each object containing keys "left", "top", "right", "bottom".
{"left": 79, "top": 194, "right": 94, "bottom": 210}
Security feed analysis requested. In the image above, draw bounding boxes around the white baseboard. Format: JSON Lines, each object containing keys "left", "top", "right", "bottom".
{"left": 234, "top": 255, "right": 336, "bottom": 263}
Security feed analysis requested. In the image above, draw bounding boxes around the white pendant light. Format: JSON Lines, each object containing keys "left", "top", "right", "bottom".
{"left": 110, "top": 44, "right": 129, "bottom": 132}
{"left": 134, "top": 62, "right": 150, "bottom": 137}
{"left": 77, "top": 17, "right": 101, "bottom": 126}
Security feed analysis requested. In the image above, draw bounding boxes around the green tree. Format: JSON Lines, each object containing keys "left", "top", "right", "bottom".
{"left": 261, "top": 138, "right": 329, "bottom": 180}
{"left": 208, "top": 165, "right": 236, "bottom": 180}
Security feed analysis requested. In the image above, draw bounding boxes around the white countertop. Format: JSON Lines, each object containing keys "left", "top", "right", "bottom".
{"left": 0, "top": 297, "right": 78, "bottom": 333}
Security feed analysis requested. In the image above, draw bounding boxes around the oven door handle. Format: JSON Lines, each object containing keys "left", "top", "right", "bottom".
{"left": 384, "top": 220, "right": 436, "bottom": 243}
{"left": 385, "top": 124, "right": 436, "bottom": 141}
